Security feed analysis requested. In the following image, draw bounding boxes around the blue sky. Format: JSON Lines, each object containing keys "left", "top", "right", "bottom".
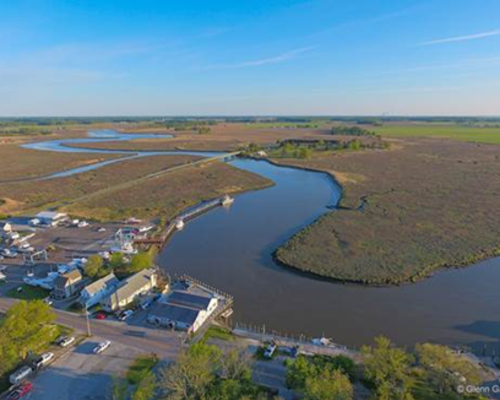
{"left": 0, "top": 0, "right": 499, "bottom": 116}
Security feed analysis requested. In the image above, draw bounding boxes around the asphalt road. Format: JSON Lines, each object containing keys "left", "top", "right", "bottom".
{"left": 0, "top": 297, "right": 182, "bottom": 360}
{"left": 29, "top": 338, "right": 143, "bottom": 400}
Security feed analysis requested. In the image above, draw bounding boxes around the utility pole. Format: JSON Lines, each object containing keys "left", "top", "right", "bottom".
{"left": 85, "top": 303, "right": 92, "bottom": 337}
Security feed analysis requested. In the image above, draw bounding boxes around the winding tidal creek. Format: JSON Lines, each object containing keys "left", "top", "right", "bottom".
{"left": 27, "top": 130, "right": 500, "bottom": 351}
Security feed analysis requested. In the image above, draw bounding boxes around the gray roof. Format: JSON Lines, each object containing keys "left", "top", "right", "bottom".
{"left": 167, "top": 291, "right": 213, "bottom": 311}
{"left": 54, "top": 269, "right": 82, "bottom": 288}
{"left": 113, "top": 268, "right": 156, "bottom": 301}
{"left": 36, "top": 211, "right": 67, "bottom": 220}
{"left": 149, "top": 303, "right": 200, "bottom": 326}
{"left": 83, "top": 273, "right": 119, "bottom": 296}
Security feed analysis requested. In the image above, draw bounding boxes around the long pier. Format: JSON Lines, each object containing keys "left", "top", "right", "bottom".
{"left": 133, "top": 195, "right": 234, "bottom": 248}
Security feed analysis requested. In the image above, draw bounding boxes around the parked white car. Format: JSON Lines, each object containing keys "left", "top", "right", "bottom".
{"left": 7, "top": 231, "right": 20, "bottom": 240}
{"left": 99, "top": 251, "right": 110, "bottom": 260}
{"left": 1, "top": 249, "right": 17, "bottom": 258}
{"left": 33, "top": 352, "right": 55, "bottom": 370}
{"left": 9, "top": 365, "right": 33, "bottom": 385}
{"left": 263, "top": 343, "right": 277, "bottom": 359}
{"left": 93, "top": 340, "right": 111, "bottom": 354}
{"left": 77, "top": 221, "right": 89, "bottom": 228}
{"left": 29, "top": 218, "right": 41, "bottom": 226}
{"left": 59, "top": 336, "right": 75, "bottom": 347}
{"left": 118, "top": 310, "right": 134, "bottom": 321}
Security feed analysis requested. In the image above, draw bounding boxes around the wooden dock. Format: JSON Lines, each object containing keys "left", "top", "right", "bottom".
{"left": 133, "top": 195, "right": 234, "bottom": 249}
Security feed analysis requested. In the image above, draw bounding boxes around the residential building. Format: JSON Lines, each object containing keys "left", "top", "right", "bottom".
{"left": 101, "top": 268, "right": 157, "bottom": 312}
{"left": 79, "top": 273, "right": 119, "bottom": 308}
{"left": 35, "top": 211, "right": 68, "bottom": 227}
{"left": 52, "top": 269, "right": 83, "bottom": 299}
{"left": 147, "top": 290, "right": 218, "bottom": 333}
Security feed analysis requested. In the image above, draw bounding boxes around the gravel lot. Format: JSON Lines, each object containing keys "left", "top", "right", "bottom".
{"left": 29, "top": 338, "right": 143, "bottom": 400}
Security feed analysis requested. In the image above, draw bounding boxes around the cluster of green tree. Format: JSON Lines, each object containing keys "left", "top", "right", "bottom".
{"left": 272, "top": 143, "right": 313, "bottom": 159}
{"left": 285, "top": 354, "right": 355, "bottom": 399}
{"left": 331, "top": 126, "right": 376, "bottom": 136}
{"left": 0, "top": 301, "right": 57, "bottom": 383}
{"left": 239, "top": 142, "right": 263, "bottom": 157}
{"left": 84, "top": 249, "right": 156, "bottom": 280}
{"left": 112, "top": 342, "right": 271, "bottom": 400}
{"left": 283, "top": 336, "right": 484, "bottom": 399}
{"left": 353, "top": 119, "right": 384, "bottom": 126}
{"left": 159, "top": 343, "right": 270, "bottom": 399}
{"left": 361, "top": 336, "right": 483, "bottom": 400}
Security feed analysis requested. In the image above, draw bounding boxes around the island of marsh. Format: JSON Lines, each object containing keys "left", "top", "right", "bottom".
{"left": 274, "top": 136, "right": 500, "bottom": 285}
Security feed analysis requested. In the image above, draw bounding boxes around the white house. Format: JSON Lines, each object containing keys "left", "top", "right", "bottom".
{"left": 147, "top": 290, "right": 218, "bottom": 334}
{"left": 79, "top": 273, "right": 119, "bottom": 308}
{"left": 0, "top": 221, "right": 12, "bottom": 234}
{"left": 35, "top": 211, "right": 68, "bottom": 227}
{"left": 101, "top": 268, "right": 157, "bottom": 312}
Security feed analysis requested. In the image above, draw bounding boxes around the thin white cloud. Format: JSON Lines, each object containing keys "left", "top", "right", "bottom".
{"left": 420, "top": 29, "right": 500, "bottom": 46}
{"left": 205, "top": 45, "right": 318, "bottom": 70}
{"left": 310, "top": 4, "right": 426, "bottom": 38}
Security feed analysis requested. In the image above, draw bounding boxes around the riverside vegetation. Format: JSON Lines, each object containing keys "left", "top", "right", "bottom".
{"left": 108, "top": 336, "right": 487, "bottom": 399}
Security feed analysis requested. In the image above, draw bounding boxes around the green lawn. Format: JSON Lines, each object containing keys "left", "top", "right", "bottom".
{"left": 126, "top": 355, "right": 159, "bottom": 385}
{"left": 202, "top": 326, "right": 233, "bottom": 343}
{"left": 372, "top": 124, "right": 500, "bottom": 144}
{"left": 7, "top": 284, "right": 50, "bottom": 300}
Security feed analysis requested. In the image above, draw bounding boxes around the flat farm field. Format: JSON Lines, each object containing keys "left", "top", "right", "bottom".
{"left": 371, "top": 124, "right": 500, "bottom": 144}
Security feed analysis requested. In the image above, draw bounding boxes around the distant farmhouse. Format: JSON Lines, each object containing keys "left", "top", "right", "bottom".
{"left": 148, "top": 290, "right": 218, "bottom": 334}
{"left": 101, "top": 268, "right": 158, "bottom": 312}
{"left": 79, "top": 273, "right": 119, "bottom": 308}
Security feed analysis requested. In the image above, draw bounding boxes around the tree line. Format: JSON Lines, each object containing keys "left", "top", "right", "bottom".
{"left": 331, "top": 126, "right": 377, "bottom": 136}
{"left": 0, "top": 302, "right": 57, "bottom": 387}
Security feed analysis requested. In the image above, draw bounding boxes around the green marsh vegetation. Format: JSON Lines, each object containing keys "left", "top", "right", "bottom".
{"left": 275, "top": 136, "right": 500, "bottom": 285}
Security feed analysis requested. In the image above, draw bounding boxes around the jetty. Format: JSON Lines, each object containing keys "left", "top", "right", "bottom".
{"left": 134, "top": 195, "right": 235, "bottom": 249}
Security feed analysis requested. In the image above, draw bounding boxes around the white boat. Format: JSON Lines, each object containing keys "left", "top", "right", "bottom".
{"left": 312, "top": 337, "right": 332, "bottom": 346}
{"left": 221, "top": 195, "right": 234, "bottom": 207}
{"left": 138, "top": 225, "right": 153, "bottom": 233}
{"left": 175, "top": 219, "right": 185, "bottom": 230}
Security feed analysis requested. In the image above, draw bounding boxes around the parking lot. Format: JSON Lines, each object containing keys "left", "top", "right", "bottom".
{"left": 28, "top": 223, "right": 120, "bottom": 260}
{"left": 28, "top": 338, "right": 143, "bottom": 400}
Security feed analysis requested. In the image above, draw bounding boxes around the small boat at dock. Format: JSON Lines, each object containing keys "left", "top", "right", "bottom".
{"left": 221, "top": 195, "right": 234, "bottom": 207}
{"left": 175, "top": 219, "right": 185, "bottom": 230}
